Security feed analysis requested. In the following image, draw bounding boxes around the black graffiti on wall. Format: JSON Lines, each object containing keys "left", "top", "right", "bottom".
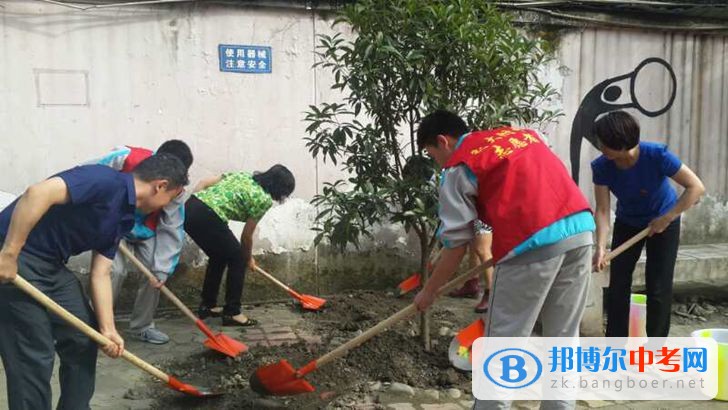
{"left": 569, "top": 57, "right": 677, "bottom": 183}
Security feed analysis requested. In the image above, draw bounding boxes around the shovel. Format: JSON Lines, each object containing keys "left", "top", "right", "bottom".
{"left": 397, "top": 246, "right": 442, "bottom": 297}
{"left": 249, "top": 258, "right": 494, "bottom": 396}
{"left": 119, "top": 244, "right": 247, "bottom": 358}
{"left": 447, "top": 226, "right": 652, "bottom": 368}
{"left": 12, "top": 275, "right": 222, "bottom": 397}
{"left": 252, "top": 265, "right": 326, "bottom": 311}
{"left": 397, "top": 227, "right": 441, "bottom": 296}
{"left": 448, "top": 317, "right": 485, "bottom": 371}
{"left": 601, "top": 227, "right": 651, "bottom": 268}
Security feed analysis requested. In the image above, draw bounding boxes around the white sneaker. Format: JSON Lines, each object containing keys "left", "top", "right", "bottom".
{"left": 135, "top": 327, "right": 170, "bottom": 345}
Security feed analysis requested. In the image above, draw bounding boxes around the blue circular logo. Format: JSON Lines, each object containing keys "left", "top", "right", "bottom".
{"left": 483, "top": 348, "right": 542, "bottom": 389}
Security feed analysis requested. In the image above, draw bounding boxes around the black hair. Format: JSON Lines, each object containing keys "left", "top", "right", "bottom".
{"left": 417, "top": 109, "right": 469, "bottom": 150}
{"left": 593, "top": 111, "right": 640, "bottom": 151}
{"left": 253, "top": 164, "right": 295, "bottom": 202}
{"left": 133, "top": 153, "right": 189, "bottom": 189}
{"left": 157, "top": 139, "right": 193, "bottom": 170}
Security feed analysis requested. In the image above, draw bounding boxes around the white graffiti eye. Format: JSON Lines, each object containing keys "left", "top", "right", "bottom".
{"left": 630, "top": 58, "right": 677, "bottom": 116}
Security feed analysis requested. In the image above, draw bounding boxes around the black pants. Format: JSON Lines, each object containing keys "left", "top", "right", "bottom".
{"left": 0, "top": 246, "right": 98, "bottom": 410}
{"left": 184, "top": 195, "right": 246, "bottom": 316}
{"left": 606, "top": 218, "right": 680, "bottom": 337}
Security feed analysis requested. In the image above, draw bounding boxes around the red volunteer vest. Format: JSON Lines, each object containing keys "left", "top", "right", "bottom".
{"left": 445, "top": 127, "right": 591, "bottom": 261}
{"left": 120, "top": 146, "right": 160, "bottom": 231}
{"left": 120, "top": 146, "right": 154, "bottom": 173}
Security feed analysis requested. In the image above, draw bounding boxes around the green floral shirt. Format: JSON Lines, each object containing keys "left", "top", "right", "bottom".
{"left": 196, "top": 172, "right": 273, "bottom": 223}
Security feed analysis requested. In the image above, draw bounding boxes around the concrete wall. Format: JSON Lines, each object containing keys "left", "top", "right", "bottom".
{"left": 1, "top": 2, "right": 727, "bottom": 298}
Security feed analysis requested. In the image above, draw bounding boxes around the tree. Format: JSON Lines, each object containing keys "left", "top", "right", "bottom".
{"left": 304, "top": 0, "right": 560, "bottom": 349}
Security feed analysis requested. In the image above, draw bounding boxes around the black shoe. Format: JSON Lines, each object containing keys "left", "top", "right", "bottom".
{"left": 222, "top": 314, "right": 259, "bottom": 327}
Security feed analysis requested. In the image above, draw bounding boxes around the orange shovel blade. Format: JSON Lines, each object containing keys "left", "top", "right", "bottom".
{"left": 167, "top": 376, "right": 223, "bottom": 397}
{"left": 196, "top": 319, "right": 248, "bottom": 357}
{"left": 299, "top": 294, "right": 327, "bottom": 311}
{"left": 450, "top": 318, "right": 486, "bottom": 370}
{"left": 455, "top": 318, "right": 486, "bottom": 348}
{"left": 203, "top": 333, "right": 249, "bottom": 357}
{"left": 397, "top": 273, "right": 421, "bottom": 296}
{"left": 250, "top": 360, "right": 316, "bottom": 396}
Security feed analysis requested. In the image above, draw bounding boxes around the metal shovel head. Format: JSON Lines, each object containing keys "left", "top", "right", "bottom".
{"left": 299, "top": 294, "right": 327, "bottom": 311}
{"left": 449, "top": 318, "right": 486, "bottom": 372}
{"left": 448, "top": 335, "right": 473, "bottom": 371}
{"left": 167, "top": 375, "right": 224, "bottom": 397}
{"left": 397, "top": 273, "right": 421, "bottom": 296}
{"left": 250, "top": 359, "right": 315, "bottom": 396}
{"left": 196, "top": 319, "right": 248, "bottom": 357}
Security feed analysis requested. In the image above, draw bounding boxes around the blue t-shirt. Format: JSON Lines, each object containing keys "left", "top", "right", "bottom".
{"left": 591, "top": 142, "right": 682, "bottom": 227}
{"left": 0, "top": 165, "right": 136, "bottom": 262}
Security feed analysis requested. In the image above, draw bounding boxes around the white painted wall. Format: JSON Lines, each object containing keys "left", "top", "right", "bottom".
{"left": 0, "top": 192, "right": 15, "bottom": 210}
{"left": 0, "top": 0, "right": 341, "bottom": 201}
{"left": 1, "top": 2, "right": 726, "bottom": 260}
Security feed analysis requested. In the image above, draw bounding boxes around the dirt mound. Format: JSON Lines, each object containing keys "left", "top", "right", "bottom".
{"left": 148, "top": 290, "right": 474, "bottom": 409}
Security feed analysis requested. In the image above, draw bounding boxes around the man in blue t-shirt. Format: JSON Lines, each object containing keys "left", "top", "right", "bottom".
{"left": 591, "top": 110, "right": 705, "bottom": 337}
{"left": 0, "top": 154, "right": 187, "bottom": 410}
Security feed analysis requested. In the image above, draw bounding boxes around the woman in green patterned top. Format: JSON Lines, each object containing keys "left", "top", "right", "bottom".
{"left": 184, "top": 165, "right": 295, "bottom": 326}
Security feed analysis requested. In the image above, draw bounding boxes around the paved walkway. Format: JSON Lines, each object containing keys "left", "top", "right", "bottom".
{"left": 0, "top": 298, "right": 725, "bottom": 409}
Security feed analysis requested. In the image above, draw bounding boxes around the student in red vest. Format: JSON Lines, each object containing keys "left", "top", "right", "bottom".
{"left": 591, "top": 111, "right": 704, "bottom": 337}
{"left": 403, "top": 156, "right": 493, "bottom": 313}
{"left": 414, "top": 110, "right": 595, "bottom": 410}
{"left": 88, "top": 140, "right": 193, "bottom": 345}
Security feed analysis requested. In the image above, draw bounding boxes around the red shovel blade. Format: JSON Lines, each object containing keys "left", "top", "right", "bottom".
{"left": 167, "top": 375, "right": 224, "bottom": 397}
{"left": 196, "top": 320, "right": 248, "bottom": 357}
{"left": 397, "top": 273, "right": 421, "bottom": 296}
{"left": 250, "top": 359, "right": 316, "bottom": 396}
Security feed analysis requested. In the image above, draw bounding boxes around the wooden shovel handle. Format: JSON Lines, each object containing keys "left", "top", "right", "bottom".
{"left": 314, "top": 259, "right": 494, "bottom": 370}
{"left": 604, "top": 227, "right": 651, "bottom": 263}
{"left": 12, "top": 274, "right": 169, "bottom": 382}
{"left": 314, "top": 227, "right": 652, "bottom": 370}
{"left": 118, "top": 243, "right": 198, "bottom": 324}
{"left": 253, "top": 265, "right": 298, "bottom": 296}
{"left": 428, "top": 247, "right": 443, "bottom": 269}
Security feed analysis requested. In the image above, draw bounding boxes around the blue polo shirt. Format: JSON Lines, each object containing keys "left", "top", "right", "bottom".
{"left": 591, "top": 142, "right": 682, "bottom": 227}
{"left": 0, "top": 165, "right": 136, "bottom": 262}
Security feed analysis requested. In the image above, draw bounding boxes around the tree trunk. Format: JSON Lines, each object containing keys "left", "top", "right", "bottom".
{"left": 420, "top": 282, "right": 432, "bottom": 351}
{"left": 418, "top": 231, "right": 432, "bottom": 351}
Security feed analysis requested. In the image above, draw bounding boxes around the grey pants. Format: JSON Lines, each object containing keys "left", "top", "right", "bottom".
{"left": 474, "top": 245, "right": 592, "bottom": 410}
{"left": 111, "top": 240, "right": 160, "bottom": 333}
{"left": 0, "top": 250, "right": 98, "bottom": 410}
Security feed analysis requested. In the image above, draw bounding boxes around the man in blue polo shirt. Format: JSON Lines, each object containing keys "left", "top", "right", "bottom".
{"left": 0, "top": 154, "right": 188, "bottom": 410}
